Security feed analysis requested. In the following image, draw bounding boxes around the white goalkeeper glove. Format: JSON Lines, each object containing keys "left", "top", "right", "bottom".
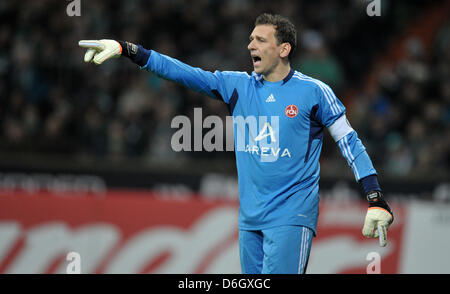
{"left": 78, "top": 39, "right": 122, "bottom": 65}
{"left": 362, "top": 191, "right": 394, "bottom": 247}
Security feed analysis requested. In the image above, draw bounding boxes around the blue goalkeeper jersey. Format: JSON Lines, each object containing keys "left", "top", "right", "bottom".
{"left": 141, "top": 50, "right": 377, "bottom": 234}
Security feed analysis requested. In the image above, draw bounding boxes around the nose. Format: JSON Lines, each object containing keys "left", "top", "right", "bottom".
{"left": 248, "top": 40, "right": 255, "bottom": 51}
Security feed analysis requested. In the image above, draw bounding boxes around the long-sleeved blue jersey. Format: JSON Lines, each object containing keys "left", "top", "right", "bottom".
{"left": 140, "top": 49, "right": 378, "bottom": 235}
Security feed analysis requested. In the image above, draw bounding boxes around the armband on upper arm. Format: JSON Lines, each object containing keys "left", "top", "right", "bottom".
{"left": 327, "top": 114, "right": 354, "bottom": 142}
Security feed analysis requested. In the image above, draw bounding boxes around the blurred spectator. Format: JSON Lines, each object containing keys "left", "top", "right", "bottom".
{"left": 294, "top": 30, "right": 345, "bottom": 91}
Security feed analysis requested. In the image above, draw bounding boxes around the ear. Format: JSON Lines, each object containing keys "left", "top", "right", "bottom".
{"left": 279, "top": 42, "right": 291, "bottom": 59}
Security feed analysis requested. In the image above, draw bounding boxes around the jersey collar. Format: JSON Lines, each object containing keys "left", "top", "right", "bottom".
{"left": 282, "top": 68, "right": 295, "bottom": 84}
{"left": 255, "top": 68, "right": 295, "bottom": 85}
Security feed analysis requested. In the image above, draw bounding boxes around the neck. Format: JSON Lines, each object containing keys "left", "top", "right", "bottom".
{"left": 262, "top": 60, "right": 291, "bottom": 82}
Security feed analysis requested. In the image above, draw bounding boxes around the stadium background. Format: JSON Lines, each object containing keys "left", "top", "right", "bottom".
{"left": 0, "top": 0, "right": 449, "bottom": 273}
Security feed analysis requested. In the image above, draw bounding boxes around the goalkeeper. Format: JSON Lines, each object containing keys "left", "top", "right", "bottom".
{"left": 79, "top": 13, "right": 393, "bottom": 274}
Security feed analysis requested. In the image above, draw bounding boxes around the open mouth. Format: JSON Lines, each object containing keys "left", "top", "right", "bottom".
{"left": 252, "top": 55, "right": 262, "bottom": 67}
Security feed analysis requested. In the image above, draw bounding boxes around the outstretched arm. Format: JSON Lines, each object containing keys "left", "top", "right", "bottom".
{"left": 78, "top": 39, "right": 236, "bottom": 102}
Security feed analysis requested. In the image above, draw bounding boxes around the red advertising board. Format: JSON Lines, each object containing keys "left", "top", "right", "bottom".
{"left": 0, "top": 190, "right": 405, "bottom": 274}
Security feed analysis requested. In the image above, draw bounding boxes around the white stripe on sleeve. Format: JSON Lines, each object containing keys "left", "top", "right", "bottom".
{"left": 293, "top": 73, "right": 341, "bottom": 115}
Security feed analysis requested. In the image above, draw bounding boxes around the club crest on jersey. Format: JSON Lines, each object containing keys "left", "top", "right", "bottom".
{"left": 285, "top": 105, "right": 298, "bottom": 118}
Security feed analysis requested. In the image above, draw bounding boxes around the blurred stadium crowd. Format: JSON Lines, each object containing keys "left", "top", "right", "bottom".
{"left": 0, "top": 0, "right": 448, "bottom": 178}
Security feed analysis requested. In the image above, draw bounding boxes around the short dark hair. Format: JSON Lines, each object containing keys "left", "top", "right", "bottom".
{"left": 255, "top": 13, "right": 297, "bottom": 60}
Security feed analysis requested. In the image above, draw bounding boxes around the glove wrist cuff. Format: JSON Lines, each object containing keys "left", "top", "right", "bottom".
{"left": 366, "top": 190, "right": 383, "bottom": 203}
{"left": 366, "top": 190, "right": 393, "bottom": 219}
{"left": 117, "top": 40, "right": 150, "bottom": 67}
{"left": 117, "top": 40, "right": 138, "bottom": 59}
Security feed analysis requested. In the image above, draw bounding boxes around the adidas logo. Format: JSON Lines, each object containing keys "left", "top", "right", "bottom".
{"left": 265, "top": 94, "right": 276, "bottom": 103}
